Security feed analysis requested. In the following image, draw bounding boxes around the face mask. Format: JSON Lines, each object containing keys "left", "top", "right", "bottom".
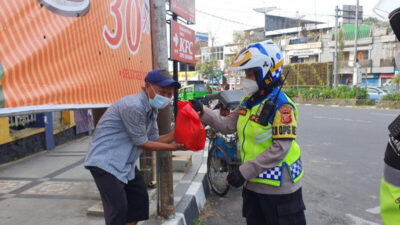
{"left": 242, "top": 78, "right": 259, "bottom": 96}
{"left": 149, "top": 84, "right": 170, "bottom": 109}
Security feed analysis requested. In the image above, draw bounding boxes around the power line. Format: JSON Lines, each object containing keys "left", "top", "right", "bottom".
{"left": 196, "top": 9, "right": 257, "bottom": 28}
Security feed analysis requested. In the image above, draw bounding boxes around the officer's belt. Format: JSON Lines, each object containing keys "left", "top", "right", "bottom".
{"left": 384, "top": 163, "right": 400, "bottom": 188}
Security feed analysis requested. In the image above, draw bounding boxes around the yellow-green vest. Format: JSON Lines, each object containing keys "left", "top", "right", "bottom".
{"left": 237, "top": 88, "right": 303, "bottom": 187}
{"left": 380, "top": 161, "right": 400, "bottom": 224}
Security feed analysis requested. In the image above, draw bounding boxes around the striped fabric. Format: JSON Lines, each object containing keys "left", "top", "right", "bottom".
{"left": 0, "top": 0, "right": 152, "bottom": 108}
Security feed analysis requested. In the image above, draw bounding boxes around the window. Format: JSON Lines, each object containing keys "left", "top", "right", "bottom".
{"left": 343, "top": 52, "right": 350, "bottom": 61}
{"left": 195, "top": 85, "right": 206, "bottom": 92}
{"left": 357, "top": 51, "right": 368, "bottom": 60}
{"left": 186, "top": 87, "right": 193, "bottom": 93}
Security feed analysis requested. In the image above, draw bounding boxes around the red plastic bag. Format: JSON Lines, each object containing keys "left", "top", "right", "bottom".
{"left": 174, "top": 101, "right": 206, "bottom": 151}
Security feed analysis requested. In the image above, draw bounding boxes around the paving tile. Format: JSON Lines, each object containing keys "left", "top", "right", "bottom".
{"left": 0, "top": 156, "right": 83, "bottom": 178}
{"left": 0, "top": 180, "right": 31, "bottom": 194}
{"left": 0, "top": 198, "right": 103, "bottom": 225}
{"left": 22, "top": 181, "right": 98, "bottom": 198}
{"left": 54, "top": 164, "right": 92, "bottom": 180}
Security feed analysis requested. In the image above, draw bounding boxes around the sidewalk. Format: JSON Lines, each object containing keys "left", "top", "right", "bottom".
{"left": 0, "top": 136, "right": 209, "bottom": 225}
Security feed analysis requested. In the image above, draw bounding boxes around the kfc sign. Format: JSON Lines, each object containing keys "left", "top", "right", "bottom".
{"left": 171, "top": 20, "right": 195, "bottom": 64}
{"left": 170, "top": 0, "right": 195, "bottom": 24}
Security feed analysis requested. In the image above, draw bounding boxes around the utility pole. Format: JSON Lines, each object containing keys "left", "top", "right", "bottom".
{"left": 172, "top": 13, "right": 179, "bottom": 117}
{"left": 150, "top": 0, "right": 174, "bottom": 218}
{"left": 333, "top": 6, "right": 339, "bottom": 88}
{"left": 353, "top": 0, "right": 359, "bottom": 87}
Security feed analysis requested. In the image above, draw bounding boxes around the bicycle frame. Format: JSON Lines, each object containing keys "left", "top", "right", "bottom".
{"left": 208, "top": 132, "right": 240, "bottom": 168}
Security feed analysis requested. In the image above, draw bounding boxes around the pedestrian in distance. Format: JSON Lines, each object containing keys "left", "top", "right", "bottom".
{"left": 84, "top": 69, "right": 185, "bottom": 225}
{"left": 380, "top": 6, "right": 400, "bottom": 225}
{"left": 191, "top": 40, "right": 306, "bottom": 225}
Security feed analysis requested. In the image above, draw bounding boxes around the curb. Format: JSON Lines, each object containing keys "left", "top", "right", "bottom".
{"left": 161, "top": 149, "right": 209, "bottom": 225}
{"left": 297, "top": 103, "right": 400, "bottom": 111}
{"left": 87, "top": 149, "right": 208, "bottom": 225}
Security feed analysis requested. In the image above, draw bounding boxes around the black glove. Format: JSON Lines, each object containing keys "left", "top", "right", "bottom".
{"left": 190, "top": 99, "right": 203, "bottom": 114}
{"left": 227, "top": 170, "right": 246, "bottom": 188}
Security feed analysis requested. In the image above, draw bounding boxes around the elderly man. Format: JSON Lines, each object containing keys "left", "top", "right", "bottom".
{"left": 85, "top": 69, "right": 184, "bottom": 225}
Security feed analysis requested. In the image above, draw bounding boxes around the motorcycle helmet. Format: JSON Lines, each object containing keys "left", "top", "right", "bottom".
{"left": 229, "top": 40, "right": 284, "bottom": 90}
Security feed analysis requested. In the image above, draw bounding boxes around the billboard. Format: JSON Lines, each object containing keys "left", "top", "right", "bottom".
{"left": 0, "top": 0, "right": 152, "bottom": 112}
{"left": 170, "top": 0, "right": 195, "bottom": 24}
{"left": 343, "top": 5, "right": 363, "bottom": 24}
{"left": 171, "top": 20, "right": 195, "bottom": 65}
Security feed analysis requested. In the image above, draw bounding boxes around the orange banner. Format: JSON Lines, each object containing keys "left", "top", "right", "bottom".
{"left": 0, "top": 0, "right": 152, "bottom": 109}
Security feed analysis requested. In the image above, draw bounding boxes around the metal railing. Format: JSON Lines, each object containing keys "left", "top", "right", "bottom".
{"left": 9, "top": 114, "right": 37, "bottom": 129}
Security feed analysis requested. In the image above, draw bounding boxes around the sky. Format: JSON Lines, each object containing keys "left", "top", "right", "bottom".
{"left": 189, "top": 0, "right": 395, "bottom": 46}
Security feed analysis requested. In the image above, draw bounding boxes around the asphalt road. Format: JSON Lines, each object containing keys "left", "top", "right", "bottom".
{"left": 199, "top": 105, "right": 400, "bottom": 225}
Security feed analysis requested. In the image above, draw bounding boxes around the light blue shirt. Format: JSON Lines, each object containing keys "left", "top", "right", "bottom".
{"left": 84, "top": 91, "right": 159, "bottom": 183}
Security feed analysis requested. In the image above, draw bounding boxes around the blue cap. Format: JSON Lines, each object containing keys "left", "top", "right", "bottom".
{"left": 145, "top": 69, "right": 181, "bottom": 88}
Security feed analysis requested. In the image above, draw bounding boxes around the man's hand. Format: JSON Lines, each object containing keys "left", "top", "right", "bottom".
{"left": 172, "top": 143, "right": 185, "bottom": 151}
{"left": 158, "top": 132, "right": 175, "bottom": 144}
{"left": 227, "top": 170, "right": 246, "bottom": 188}
{"left": 190, "top": 99, "right": 204, "bottom": 114}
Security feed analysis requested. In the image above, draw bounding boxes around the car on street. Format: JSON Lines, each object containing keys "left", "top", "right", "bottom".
{"left": 367, "top": 87, "right": 387, "bottom": 102}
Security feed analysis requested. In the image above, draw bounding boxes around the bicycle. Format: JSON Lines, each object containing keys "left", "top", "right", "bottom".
{"left": 206, "top": 128, "right": 241, "bottom": 196}
{"left": 203, "top": 90, "right": 245, "bottom": 197}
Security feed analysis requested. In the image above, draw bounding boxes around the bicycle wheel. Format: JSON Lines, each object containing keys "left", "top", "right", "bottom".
{"left": 207, "top": 145, "right": 231, "bottom": 197}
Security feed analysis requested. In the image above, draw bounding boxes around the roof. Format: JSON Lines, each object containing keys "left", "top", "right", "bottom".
{"left": 264, "top": 24, "right": 334, "bottom": 37}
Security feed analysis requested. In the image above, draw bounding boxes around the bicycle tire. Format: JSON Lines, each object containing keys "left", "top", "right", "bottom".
{"left": 207, "top": 144, "right": 231, "bottom": 197}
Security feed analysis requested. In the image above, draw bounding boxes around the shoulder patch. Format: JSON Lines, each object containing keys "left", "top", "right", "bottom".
{"left": 279, "top": 104, "right": 293, "bottom": 124}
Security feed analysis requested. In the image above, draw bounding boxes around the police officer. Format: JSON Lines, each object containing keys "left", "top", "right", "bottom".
{"left": 192, "top": 40, "right": 306, "bottom": 225}
{"left": 380, "top": 7, "right": 400, "bottom": 225}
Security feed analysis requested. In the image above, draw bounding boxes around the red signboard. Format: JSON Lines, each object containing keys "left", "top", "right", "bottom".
{"left": 170, "top": 0, "right": 195, "bottom": 23}
{"left": 380, "top": 74, "right": 394, "bottom": 78}
{"left": 171, "top": 20, "right": 195, "bottom": 64}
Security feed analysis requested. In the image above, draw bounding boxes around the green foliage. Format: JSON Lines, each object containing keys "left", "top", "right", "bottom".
{"left": 283, "top": 88, "right": 299, "bottom": 98}
{"left": 381, "top": 92, "right": 400, "bottom": 101}
{"left": 363, "top": 17, "right": 381, "bottom": 25}
{"left": 192, "top": 219, "right": 204, "bottom": 225}
{"left": 391, "top": 75, "right": 400, "bottom": 88}
{"left": 298, "top": 88, "right": 320, "bottom": 100}
{"left": 284, "top": 85, "right": 368, "bottom": 100}
{"left": 196, "top": 58, "right": 221, "bottom": 80}
{"left": 362, "top": 17, "right": 390, "bottom": 28}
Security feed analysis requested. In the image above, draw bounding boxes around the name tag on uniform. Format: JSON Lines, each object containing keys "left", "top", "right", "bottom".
{"left": 249, "top": 115, "right": 260, "bottom": 123}
{"left": 238, "top": 107, "right": 247, "bottom": 116}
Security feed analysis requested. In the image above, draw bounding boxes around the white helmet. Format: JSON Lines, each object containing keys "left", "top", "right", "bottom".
{"left": 229, "top": 40, "right": 284, "bottom": 89}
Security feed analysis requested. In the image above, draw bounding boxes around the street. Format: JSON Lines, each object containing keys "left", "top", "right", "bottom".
{"left": 199, "top": 105, "right": 400, "bottom": 225}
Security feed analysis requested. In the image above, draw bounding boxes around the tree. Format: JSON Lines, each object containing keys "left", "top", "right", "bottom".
{"left": 363, "top": 17, "right": 381, "bottom": 25}
{"left": 195, "top": 57, "right": 221, "bottom": 82}
{"left": 363, "top": 17, "right": 390, "bottom": 28}
{"left": 392, "top": 74, "right": 400, "bottom": 91}
{"left": 223, "top": 32, "right": 260, "bottom": 70}
{"left": 337, "top": 28, "right": 345, "bottom": 70}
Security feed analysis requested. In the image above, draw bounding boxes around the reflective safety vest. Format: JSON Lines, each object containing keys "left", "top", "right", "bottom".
{"left": 237, "top": 88, "right": 303, "bottom": 187}
{"left": 381, "top": 163, "right": 400, "bottom": 224}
